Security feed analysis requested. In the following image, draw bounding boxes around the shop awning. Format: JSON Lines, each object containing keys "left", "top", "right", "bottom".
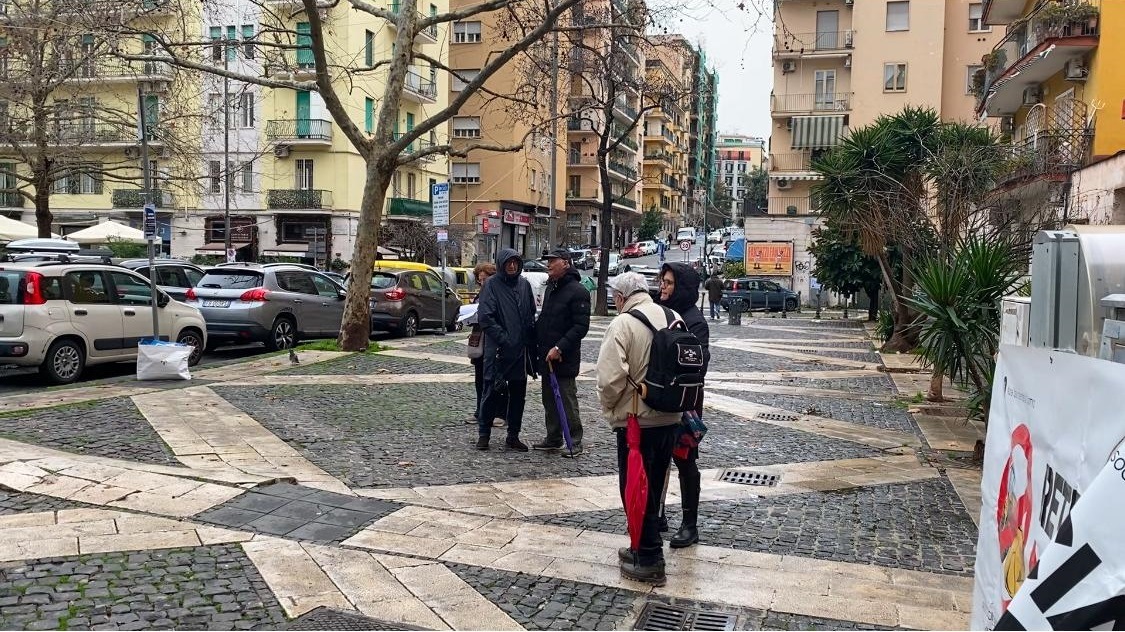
{"left": 387, "top": 197, "right": 433, "bottom": 218}
{"left": 196, "top": 242, "right": 250, "bottom": 255}
{"left": 791, "top": 115, "right": 845, "bottom": 150}
{"left": 260, "top": 243, "right": 313, "bottom": 256}
{"left": 768, "top": 173, "right": 822, "bottom": 181}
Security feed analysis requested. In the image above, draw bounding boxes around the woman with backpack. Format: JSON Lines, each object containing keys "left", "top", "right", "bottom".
{"left": 656, "top": 262, "right": 711, "bottom": 548}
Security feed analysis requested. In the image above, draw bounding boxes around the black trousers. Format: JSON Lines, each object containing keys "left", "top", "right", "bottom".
{"left": 673, "top": 447, "right": 700, "bottom": 515}
{"left": 473, "top": 357, "right": 506, "bottom": 422}
{"left": 479, "top": 378, "right": 525, "bottom": 440}
{"left": 616, "top": 423, "right": 676, "bottom": 566}
{"left": 541, "top": 375, "right": 582, "bottom": 445}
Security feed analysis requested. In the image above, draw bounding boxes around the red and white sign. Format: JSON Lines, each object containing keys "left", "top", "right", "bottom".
{"left": 678, "top": 240, "right": 692, "bottom": 252}
{"left": 503, "top": 210, "right": 532, "bottom": 226}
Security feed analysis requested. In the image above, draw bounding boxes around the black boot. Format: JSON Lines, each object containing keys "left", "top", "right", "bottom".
{"left": 669, "top": 510, "right": 698, "bottom": 548}
{"left": 658, "top": 513, "right": 669, "bottom": 533}
{"left": 617, "top": 547, "right": 634, "bottom": 563}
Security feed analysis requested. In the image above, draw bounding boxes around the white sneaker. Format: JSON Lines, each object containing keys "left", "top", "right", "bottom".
{"left": 492, "top": 418, "right": 507, "bottom": 428}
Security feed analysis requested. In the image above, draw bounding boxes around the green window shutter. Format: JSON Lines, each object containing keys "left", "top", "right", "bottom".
{"left": 209, "top": 26, "right": 221, "bottom": 40}
{"left": 364, "top": 30, "right": 373, "bottom": 67}
{"left": 82, "top": 34, "right": 94, "bottom": 45}
{"left": 296, "top": 22, "right": 313, "bottom": 67}
{"left": 226, "top": 26, "right": 236, "bottom": 61}
{"left": 242, "top": 25, "right": 254, "bottom": 39}
{"left": 405, "top": 112, "right": 414, "bottom": 131}
{"left": 364, "top": 98, "right": 373, "bottom": 133}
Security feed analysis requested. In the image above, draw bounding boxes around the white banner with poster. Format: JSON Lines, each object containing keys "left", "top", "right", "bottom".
{"left": 972, "top": 345, "right": 1125, "bottom": 630}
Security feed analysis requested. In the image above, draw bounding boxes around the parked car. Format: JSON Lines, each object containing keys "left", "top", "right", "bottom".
{"left": 638, "top": 240, "right": 658, "bottom": 255}
{"left": 521, "top": 258, "right": 549, "bottom": 273}
{"left": 676, "top": 227, "right": 697, "bottom": 244}
{"left": 184, "top": 264, "right": 346, "bottom": 351}
{"left": 630, "top": 265, "right": 662, "bottom": 298}
{"left": 368, "top": 268, "right": 462, "bottom": 337}
{"left": 0, "top": 262, "right": 207, "bottom": 384}
{"left": 606, "top": 253, "right": 622, "bottom": 275}
{"left": 569, "top": 249, "right": 594, "bottom": 270}
{"left": 720, "top": 278, "right": 799, "bottom": 312}
{"left": 622, "top": 243, "right": 644, "bottom": 258}
{"left": 321, "top": 271, "right": 347, "bottom": 287}
{"left": 118, "top": 260, "right": 207, "bottom": 302}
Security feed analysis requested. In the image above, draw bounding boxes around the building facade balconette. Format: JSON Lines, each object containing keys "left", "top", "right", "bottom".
{"left": 994, "top": 129, "right": 1093, "bottom": 190}
{"left": 773, "top": 30, "right": 854, "bottom": 57}
{"left": 267, "top": 189, "right": 333, "bottom": 209}
{"left": 771, "top": 92, "right": 852, "bottom": 116}
{"left": 265, "top": 119, "right": 333, "bottom": 144}
{"left": 402, "top": 69, "right": 437, "bottom": 103}
{"left": 112, "top": 188, "right": 175, "bottom": 209}
{"left": 388, "top": 1, "right": 439, "bottom": 43}
{"left": 766, "top": 195, "right": 818, "bottom": 216}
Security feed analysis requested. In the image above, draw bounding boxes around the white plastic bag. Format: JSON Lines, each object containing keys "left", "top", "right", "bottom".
{"left": 136, "top": 340, "right": 193, "bottom": 381}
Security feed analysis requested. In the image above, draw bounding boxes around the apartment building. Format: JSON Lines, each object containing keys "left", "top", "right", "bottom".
{"left": 640, "top": 41, "right": 692, "bottom": 235}
{"left": 715, "top": 134, "right": 766, "bottom": 218}
{"left": 446, "top": 1, "right": 564, "bottom": 264}
{"left": 688, "top": 45, "right": 719, "bottom": 231}
{"left": 975, "top": 0, "right": 1122, "bottom": 227}
{"left": 766, "top": 0, "right": 1001, "bottom": 301}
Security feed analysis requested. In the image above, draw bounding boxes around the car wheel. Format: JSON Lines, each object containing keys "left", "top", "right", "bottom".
{"left": 266, "top": 317, "right": 297, "bottom": 351}
{"left": 40, "top": 339, "right": 84, "bottom": 385}
{"left": 176, "top": 328, "right": 205, "bottom": 366}
{"left": 400, "top": 311, "right": 419, "bottom": 338}
{"left": 785, "top": 298, "right": 798, "bottom": 312}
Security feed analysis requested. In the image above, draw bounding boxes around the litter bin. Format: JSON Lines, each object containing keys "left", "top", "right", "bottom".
{"left": 727, "top": 298, "right": 745, "bottom": 326}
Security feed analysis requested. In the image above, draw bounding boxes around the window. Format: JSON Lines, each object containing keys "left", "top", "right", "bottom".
{"left": 364, "top": 98, "right": 374, "bottom": 133}
{"left": 296, "top": 22, "right": 313, "bottom": 69}
{"left": 530, "top": 168, "right": 537, "bottom": 191}
{"left": 52, "top": 165, "right": 101, "bottom": 194}
{"left": 295, "top": 159, "right": 314, "bottom": 189}
{"left": 310, "top": 274, "right": 339, "bottom": 297}
{"left": 226, "top": 26, "right": 237, "bottom": 61}
{"left": 724, "top": 176, "right": 733, "bottom": 187}
{"left": 238, "top": 92, "right": 255, "bottom": 127}
{"left": 568, "top": 174, "right": 580, "bottom": 195}
{"left": 883, "top": 63, "right": 907, "bottom": 92}
{"left": 364, "top": 30, "right": 374, "bottom": 67}
{"left": 451, "top": 116, "right": 481, "bottom": 138}
{"left": 968, "top": 3, "right": 990, "bottom": 31}
{"left": 450, "top": 69, "right": 479, "bottom": 91}
{"left": 279, "top": 219, "right": 324, "bottom": 242}
{"left": 276, "top": 271, "right": 318, "bottom": 295}
{"left": 451, "top": 163, "right": 480, "bottom": 184}
{"left": 240, "top": 160, "right": 253, "bottom": 192}
{"left": 452, "top": 21, "right": 481, "bottom": 43}
{"left": 207, "top": 93, "right": 222, "bottom": 129}
{"left": 210, "top": 26, "right": 222, "bottom": 62}
{"left": 407, "top": 172, "right": 417, "bottom": 198}
{"left": 966, "top": 65, "right": 983, "bottom": 94}
{"left": 209, "top": 160, "right": 222, "bottom": 193}
{"left": 724, "top": 163, "right": 733, "bottom": 173}
{"left": 886, "top": 1, "right": 909, "bottom": 32}
{"left": 242, "top": 25, "right": 255, "bottom": 58}
{"left": 109, "top": 271, "right": 153, "bottom": 306}
{"left": 65, "top": 271, "right": 109, "bottom": 304}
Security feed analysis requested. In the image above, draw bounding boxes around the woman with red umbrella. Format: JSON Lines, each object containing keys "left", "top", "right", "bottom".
{"left": 595, "top": 273, "right": 682, "bottom": 586}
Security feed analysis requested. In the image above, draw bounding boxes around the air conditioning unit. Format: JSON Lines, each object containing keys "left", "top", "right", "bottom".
{"left": 844, "top": 55, "right": 852, "bottom": 69}
{"left": 1065, "top": 59, "right": 1089, "bottom": 81}
{"left": 274, "top": 145, "right": 290, "bottom": 158}
{"left": 1022, "top": 86, "right": 1042, "bottom": 106}
{"left": 124, "top": 146, "right": 140, "bottom": 159}
{"left": 776, "top": 178, "right": 791, "bottom": 190}
{"left": 782, "top": 60, "right": 797, "bottom": 74}
{"left": 844, "top": 0, "right": 854, "bottom": 5}
{"left": 844, "top": 31, "right": 854, "bottom": 48}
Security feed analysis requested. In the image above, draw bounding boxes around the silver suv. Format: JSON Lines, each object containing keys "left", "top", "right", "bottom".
{"left": 0, "top": 262, "right": 207, "bottom": 384}
{"left": 185, "top": 264, "right": 345, "bottom": 350}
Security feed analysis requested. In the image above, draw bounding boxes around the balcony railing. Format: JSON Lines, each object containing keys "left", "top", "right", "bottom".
{"left": 643, "top": 151, "right": 673, "bottom": 165}
{"left": 0, "top": 192, "right": 24, "bottom": 207}
{"left": 774, "top": 30, "right": 854, "bottom": 55}
{"left": 265, "top": 119, "right": 333, "bottom": 142}
{"left": 996, "top": 129, "right": 1093, "bottom": 187}
{"left": 614, "top": 196, "right": 637, "bottom": 210}
{"left": 403, "top": 70, "right": 437, "bottom": 100}
{"left": 564, "top": 188, "right": 636, "bottom": 209}
{"left": 112, "top": 189, "right": 175, "bottom": 209}
{"left": 608, "top": 160, "right": 637, "bottom": 180}
{"left": 266, "top": 189, "right": 333, "bottom": 209}
{"left": 771, "top": 92, "right": 852, "bottom": 114}
{"left": 767, "top": 195, "right": 818, "bottom": 216}
{"left": 980, "top": 3, "right": 1099, "bottom": 98}
{"left": 389, "top": 1, "right": 439, "bottom": 40}
{"left": 771, "top": 152, "right": 815, "bottom": 171}
{"left": 392, "top": 132, "right": 436, "bottom": 155}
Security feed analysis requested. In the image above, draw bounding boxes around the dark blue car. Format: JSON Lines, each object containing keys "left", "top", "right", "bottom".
{"left": 720, "top": 278, "right": 799, "bottom": 312}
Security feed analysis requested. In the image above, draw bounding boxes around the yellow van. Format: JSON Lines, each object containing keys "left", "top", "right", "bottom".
{"left": 373, "top": 259, "right": 465, "bottom": 299}
{"left": 448, "top": 267, "right": 479, "bottom": 304}
{"left": 371, "top": 260, "right": 430, "bottom": 273}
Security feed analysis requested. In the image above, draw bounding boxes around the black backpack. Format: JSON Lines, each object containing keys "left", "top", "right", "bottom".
{"left": 628, "top": 307, "right": 705, "bottom": 412}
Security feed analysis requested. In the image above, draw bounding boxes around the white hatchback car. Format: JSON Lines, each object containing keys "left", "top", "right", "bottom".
{"left": 0, "top": 263, "right": 207, "bottom": 384}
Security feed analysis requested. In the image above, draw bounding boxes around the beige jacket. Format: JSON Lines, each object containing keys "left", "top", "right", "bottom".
{"left": 595, "top": 292, "right": 684, "bottom": 429}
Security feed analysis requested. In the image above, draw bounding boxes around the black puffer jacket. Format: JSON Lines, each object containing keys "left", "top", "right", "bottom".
{"left": 658, "top": 262, "right": 711, "bottom": 376}
{"left": 478, "top": 248, "right": 538, "bottom": 381}
{"left": 535, "top": 266, "right": 591, "bottom": 378}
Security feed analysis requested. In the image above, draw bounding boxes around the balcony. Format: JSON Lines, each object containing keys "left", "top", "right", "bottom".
{"left": 767, "top": 195, "right": 818, "bottom": 216}
{"left": 266, "top": 189, "right": 333, "bottom": 209}
{"left": 265, "top": 51, "right": 316, "bottom": 79}
{"left": 0, "top": 192, "right": 24, "bottom": 207}
{"left": 567, "top": 118, "right": 596, "bottom": 132}
{"left": 388, "top": 1, "right": 439, "bottom": 43}
{"left": 994, "top": 129, "right": 1092, "bottom": 190}
{"left": 643, "top": 151, "right": 673, "bottom": 166}
{"left": 613, "top": 196, "right": 637, "bottom": 211}
{"left": 982, "top": 0, "right": 1025, "bottom": 25}
{"left": 0, "top": 123, "right": 159, "bottom": 148}
{"left": 608, "top": 159, "right": 637, "bottom": 180}
{"left": 977, "top": 3, "right": 1099, "bottom": 116}
{"left": 112, "top": 189, "right": 175, "bottom": 209}
{"left": 771, "top": 92, "right": 852, "bottom": 116}
{"left": 53, "top": 59, "right": 174, "bottom": 85}
{"left": 402, "top": 69, "right": 437, "bottom": 103}
{"left": 265, "top": 119, "right": 333, "bottom": 147}
{"left": 566, "top": 188, "right": 600, "bottom": 202}
{"left": 392, "top": 132, "right": 436, "bottom": 158}
{"left": 774, "top": 30, "right": 854, "bottom": 58}
{"left": 613, "top": 99, "right": 638, "bottom": 122}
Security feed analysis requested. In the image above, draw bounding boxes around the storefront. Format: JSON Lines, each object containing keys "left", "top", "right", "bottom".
{"left": 501, "top": 208, "right": 532, "bottom": 256}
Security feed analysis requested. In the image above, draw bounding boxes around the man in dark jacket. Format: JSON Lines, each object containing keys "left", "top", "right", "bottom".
{"left": 656, "top": 262, "right": 710, "bottom": 548}
{"left": 477, "top": 248, "right": 538, "bottom": 452}
{"left": 533, "top": 249, "right": 591, "bottom": 456}
{"left": 703, "top": 272, "right": 724, "bottom": 320}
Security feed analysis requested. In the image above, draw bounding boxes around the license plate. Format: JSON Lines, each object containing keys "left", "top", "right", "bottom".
{"left": 202, "top": 300, "right": 230, "bottom": 308}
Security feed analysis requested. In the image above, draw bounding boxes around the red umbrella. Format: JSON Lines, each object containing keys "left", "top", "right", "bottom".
{"left": 624, "top": 391, "right": 648, "bottom": 551}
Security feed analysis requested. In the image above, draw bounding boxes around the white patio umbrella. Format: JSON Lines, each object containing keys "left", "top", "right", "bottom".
{"left": 0, "top": 215, "right": 45, "bottom": 242}
{"left": 65, "top": 220, "right": 147, "bottom": 245}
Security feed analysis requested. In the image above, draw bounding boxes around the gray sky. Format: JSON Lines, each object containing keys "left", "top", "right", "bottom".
{"left": 664, "top": 2, "right": 774, "bottom": 140}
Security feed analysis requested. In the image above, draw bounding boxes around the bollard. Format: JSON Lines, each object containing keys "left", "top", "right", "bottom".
{"left": 727, "top": 298, "right": 744, "bottom": 326}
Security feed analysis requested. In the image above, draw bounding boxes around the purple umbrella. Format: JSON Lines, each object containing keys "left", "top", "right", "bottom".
{"left": 546, "top": 361, "right": 575, "bottom": 455}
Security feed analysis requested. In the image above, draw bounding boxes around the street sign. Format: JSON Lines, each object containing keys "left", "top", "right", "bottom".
{"left": 436, "top": 229, "right": 448, "bottom": 242}
{"left": 678, "top": 240, "right": 692, "bottom": 252}
{"left": 143, "top": 204, "right": 156, "bottom": 238}
{"left": 431, "top": 182, "right": 450, "bottom": 226}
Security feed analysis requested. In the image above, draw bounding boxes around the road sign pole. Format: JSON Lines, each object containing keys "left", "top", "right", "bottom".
{"left": 143, "top": 204, "right": 160, "bottom": 341}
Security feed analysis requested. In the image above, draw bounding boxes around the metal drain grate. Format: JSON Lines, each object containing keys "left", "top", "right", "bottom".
{"left": 634, "top": 602, "right": 738, "bottom": 631}
{"left": 719, "top": 470, "right": 780, "bottom": 487}
{"left": 282, "top": 607, "right": 428, "bottom": 630}
{"left": 755, "top": 411, "right": 800, "bottom": 422}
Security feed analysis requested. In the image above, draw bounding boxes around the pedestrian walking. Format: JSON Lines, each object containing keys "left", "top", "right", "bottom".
{"left": 533, "top": 249, "right": 590, "bottom": 457}
{"left": 656, "top": 263, "right": 711, "bottom": 548}
{"left": 596, "top": 272, "right": 682, "bottom": 585}
{"left": 476, "top": 249, "right": 538, "bottom": 451}
{"left": 467, "top": 263, "right": 506, "bottom": 427}
{"left": 703, "top": 272, "right": 724, "bottom": 320}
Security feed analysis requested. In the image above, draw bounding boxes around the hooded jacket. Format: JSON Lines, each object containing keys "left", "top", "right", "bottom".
{"left": 478, "top": 248, "right": 538, "bottom": 381}
{"left": 534, "top": 265, "right": 590, "bottom": 378}
{"left": 658, "top": 262, "right": 711, "bottom": 377}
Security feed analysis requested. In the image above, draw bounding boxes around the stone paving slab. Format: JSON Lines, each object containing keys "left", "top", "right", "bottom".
{"left": 0, "top": 384, "right": 163, "bottom": 414}
{"left": 0, "top": 489, "right": 94, "bottom": 517}
{"left": 276, "top": 353, "right": 460, "bottom": 376}
{"left": 725, "top": 391, "right": 918, "bottom": 434}
{"left": 0, "top": 399, "right": 179, "bottom": 467}
{"left": 0, "top": 544, "right": 287, "bottom": 631}
{"left": 913, "top": 415, "right": 985, "bottom": 453}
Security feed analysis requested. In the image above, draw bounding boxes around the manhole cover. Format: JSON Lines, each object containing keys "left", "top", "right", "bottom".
{"left": 756, "top": 411, "right": 799, "bottom": 422}
{"left": 281, "top": 607, "right": 428, "bottom": 630}
{"left": 719, "top": 470, "right": 780, "bottom": 487}
{"left": 634, "top": 602, "right": 737, "bottom": 631}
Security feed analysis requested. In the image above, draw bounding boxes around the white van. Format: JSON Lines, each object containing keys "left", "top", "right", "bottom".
{"left": 676, "top": 227, "right": 696, "bottom": 244}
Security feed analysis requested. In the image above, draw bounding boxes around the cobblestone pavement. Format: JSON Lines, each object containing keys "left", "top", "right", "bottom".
{"left": 0, "top": 545, "right": 287, "bottom": 631}
{"left": 0, "top": 315, "right": 981, "bottom": 630}
{"left": 0, "top": 399, "right": 179, "bottom": 466}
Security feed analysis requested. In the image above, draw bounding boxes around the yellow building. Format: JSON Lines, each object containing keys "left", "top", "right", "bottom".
{"left": 976, "top": 0, "right": 1117, "bottom": 225}
{"left": 715, "top": 135, "right": 766, "bottom": 218}
{"left": 640, "top": 41, "right": 692, "bottom": 235}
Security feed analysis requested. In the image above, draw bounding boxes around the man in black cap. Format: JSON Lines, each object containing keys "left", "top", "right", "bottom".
{"left": 533, "top": 249, "right": 591, "bottom": 456}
